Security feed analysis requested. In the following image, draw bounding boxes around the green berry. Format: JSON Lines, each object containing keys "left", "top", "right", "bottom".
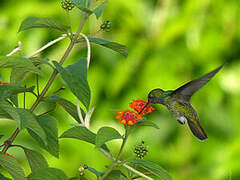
{"left": 134, "top": 141, "right": 148, "bottom": 159}
{"left": 61, "top": 0, "right": 75, "bottom": 11}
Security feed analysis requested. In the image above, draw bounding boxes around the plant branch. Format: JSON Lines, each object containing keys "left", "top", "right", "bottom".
{"left": 2, "top": 13, "right": 89, "bottom": 153}
{"left": 98, "top": 148, "right": 153, "bottom": 180}
{"left": 102, "top": 127, "right": 129, "bottom": 179}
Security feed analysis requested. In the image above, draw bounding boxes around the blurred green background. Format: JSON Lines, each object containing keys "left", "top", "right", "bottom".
{"left": 0, "top": 0, "right": 240, "bottom": 179}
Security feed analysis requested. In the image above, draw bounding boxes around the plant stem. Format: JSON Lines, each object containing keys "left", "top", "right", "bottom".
{"left": 98, "top": 148, "right": 153, "bottom": 180}
{"left": 101, "top": 127, "right": 129, "bottom": 179}
{"left": 2, "top": 13, "right": 88, "bottom": 154}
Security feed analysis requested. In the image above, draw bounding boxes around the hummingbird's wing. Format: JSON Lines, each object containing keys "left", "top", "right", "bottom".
{"left": 171, "top": 64, "right": 224, "bottom": 104}
{"left": 187, "top": 116, "right": 208, "bottom": 141}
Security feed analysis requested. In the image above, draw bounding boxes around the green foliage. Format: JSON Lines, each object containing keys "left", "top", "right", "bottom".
{"left": 28, "top": 115, "right": 59, "bottom": 158}
{"left": 134, "top": 119, "right": 160, "bottom": 129}
{"left": 0, "top": 174, "right": 11, "bottom": 180}
{"left": 95, "top": 126, "right": 122, "bottom": 147}
{"left": 53, "top": 59, "right": 91, "bottom": 109}
{"left": 93, "top": 1, "right": 108, "bottom": 19}
{"left": 19, "top": 146, "right": 48, "bottom": 172}
{"left": 60, "top": 126, "right": 109, "bottom": 152}
{"left": 71, "top": 0, "right": 93, "bottom": 14}
{"left": 132, "top": 159, "right": 172, "bottom": 180}
{"left": 104, "top": 170, "right": 121, "bottom": 180}
{"left": 0, "top": 152, "right": 25, "bottom": 180}
{"left": 27, "top": 168, "right": 68, "bottom": 180}
{"left": 87, "top": 166, "right": 104, "bottom": 179}
{"left": 89, "top": 37, "right": 128, "bottom": 57}
{"left": 18, "top": 17, "right": 70, "bottom": 33}
{"left": 0, "top": 56, "right": 41, "bottom": 74}
{"left": 0, "top": 85, "right": 34, "bottom": 100}
{"left": 46, "top": 96, "right": 84, "bottom": 123}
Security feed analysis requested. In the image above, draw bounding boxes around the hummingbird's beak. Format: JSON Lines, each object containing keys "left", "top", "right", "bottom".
{"left": 138, "top": 102, "right": 149, "bottom": 114}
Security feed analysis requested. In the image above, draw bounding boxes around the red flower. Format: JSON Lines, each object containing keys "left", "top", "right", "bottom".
{"left": 0, "top": 82, "right": 9, "bottom": 85}
{"left": 5, "top": 153, "right": 14, "bottom": 158}
{"left": 116, "top": 109, "right": 142, "bottom": 125}
{"left": 129, "top": 99, "right": 154, "bottom": 114}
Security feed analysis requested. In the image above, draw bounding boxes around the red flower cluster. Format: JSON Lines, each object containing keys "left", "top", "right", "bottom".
{"left": 0, "top": 82, "right": 9, "bottom": 85}
{"left": 116, "top": 99, "right": 154, "bottom": 126}
{"left": 130, "top": 99, "right": 154, "bottom": 114}
{"left": 5, "top": 153, "right": 14, "bottom": 158}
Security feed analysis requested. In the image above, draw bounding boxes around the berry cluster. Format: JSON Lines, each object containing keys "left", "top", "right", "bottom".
{"left": 61, "top": 0, "right": 75, "bottom": 11}
{"left": 134, "top": 141, "right": 148, "bottom": 159}
{"left": 100, "top": 21, "right": 112, "bottom": 32}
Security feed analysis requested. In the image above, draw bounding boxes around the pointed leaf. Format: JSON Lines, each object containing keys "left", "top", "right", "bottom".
{"left": 72, "top": 0, "right": 93, "bottom": 14}
{"left": 27, "top": 168, "right": 68, "bottom": 180}
{"left": 0, "top": 100, "right": 23, "bottom": 129}
{"left": 96, "top": 127, "right": 122, "bottom": 147}
{"left": 18, "top": 17, "right": 69, "bottom": 33}
{"left": 89, "top": 37, "right": 128, "bottom": 57}
{"left": 0, "top": 56, "right": 41, "bottom": 73}
{"left": 131, "top": 159, "right": 172, "bottom": 180}
{"left": 87, "top": 166, "right": 104, "bottom": 179}
{"left": 30, "top": 57, "right": 54, "bottom": 69}
{"left": 93, "top": 1, "right": 108, "bottom": 19}
{"left": 28, "top": 114, "right": 59, "bottom": 158}
{"left": 14, "top": 108, "right": 47, "bottom": 144}
{"left": 53, "top": 59, "right": 91, "bottom": 109}
{"left": 19, "top": 146, "right": 48, "bottom": 172}
{"left": 105, "top": 170, "right": 121, "bottom": 180}
{"left": 60, "top": 126, "right": 109, "bottom": 152}
{"left": 0, "top": 152, "right": 25, "bottom": 180}
{"left": 135, "top": 120, "right": 159, "bottom": 129}
{"left": 0, "top": 174, "right": 11, "bottom": 180}
{"left": 46, "top": 96, "right": 85, "bottom": 123}
{"left": 0, "top": 85, "right": 34, "bottom": 100}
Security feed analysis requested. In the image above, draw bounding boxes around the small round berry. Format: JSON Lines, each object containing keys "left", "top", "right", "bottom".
{"left": 61, "top": 0, "right": 75, "bottom": 11}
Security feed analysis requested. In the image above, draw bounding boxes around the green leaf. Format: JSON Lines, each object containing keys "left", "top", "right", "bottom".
{"left": 46, "top": 96, "right": 85, "bottom": 123}
{"left": 135, "top": 120, "right": 160, "bottom": 129}
{"left": 71, "top": 0, "right": 93, "bottom": 14}
{"left": 0, "top": 152, "right": 25, "bottom": 180}
{"left": 53, "top": 59, "right": 91, "bottom": 109}
{"left": 87, "top": 166, "right": 104, "bottom": 179}
{"left": 96, "top": 127, "right": 122, "bottom": 147}
{"left": 131, "top": 160, "right": 172, "bottom": 180}
{"left": 14, "top": 108, "right": 47, "bottom": 144}
{"left": 0, "top": 56, "right": 41, "bottom": 74}
{"left": 0, "top": 100, "right": 24, "bottom": 129}
{"left": 0, "top": 85, "right": 34, "bottom": 100}
{"left": 18, "top": 17, "right": 69, "bottom": 33}
{"left": 30, "top": 57, "right": 54, "bottom": 69}
{"left": 27, "top": 168, "right": 68, "bottom": 180}
{"left": 28, "top": 114, "right": 59, "bottom": 158}
{"left": 89, "top": 37, "right": 128, "bottom": 58}
{"left": 19, "top": 146, "right": 48, "bottom": 172}
{"left": 60, "top": 126, "right": 109, "bottom": 152}
{"left": 93, "top": 1, "right": 108, "bottom": 19}
{"left": 0, "top": 173, "right": 11, "bottom": 180}
{"left": 105, "top": 170, "right": 121, "bottom": 180}
{"left": 0, "top": 135, "right": 3, "bottom": 140}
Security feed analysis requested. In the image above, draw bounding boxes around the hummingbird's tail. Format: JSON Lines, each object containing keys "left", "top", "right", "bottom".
{"left": 187, "top": 119, "right": 208, "bottom": 141}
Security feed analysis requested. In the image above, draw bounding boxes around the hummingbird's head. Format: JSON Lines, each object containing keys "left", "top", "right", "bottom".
{"left": 148, "top": 88, "right": 165, "bottom": 104}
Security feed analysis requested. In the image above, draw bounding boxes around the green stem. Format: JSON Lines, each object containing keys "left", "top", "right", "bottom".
{"left": 1, "top": 13, "right": 88, "bottom": 154}
{"left": 116, "top": 126, "right": 129, "bottom": 161}
{"left": 102, "top": 127, "right": 129, "bottom": 179}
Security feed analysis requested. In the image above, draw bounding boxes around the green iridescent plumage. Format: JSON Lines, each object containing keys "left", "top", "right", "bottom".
{"left": 147, "top": 64, "right": 224, "bottom": 141}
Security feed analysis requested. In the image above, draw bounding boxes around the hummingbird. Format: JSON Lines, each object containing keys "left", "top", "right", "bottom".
{"left": 141, "top": 65, "right": 224, "bottom": 141}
